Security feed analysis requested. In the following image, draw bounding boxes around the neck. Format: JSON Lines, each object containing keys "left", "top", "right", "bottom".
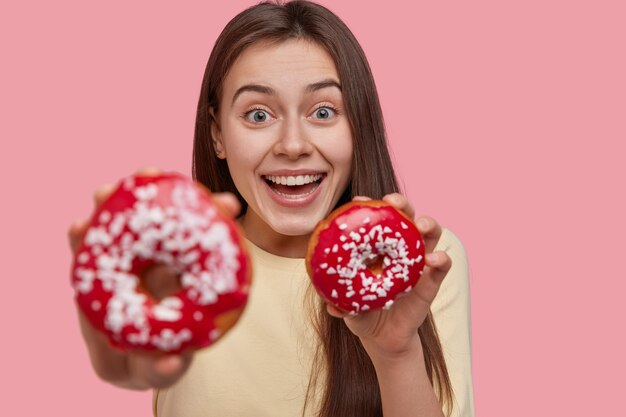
{"left": 240, "top": 210, "right": 311, "bottom": 258}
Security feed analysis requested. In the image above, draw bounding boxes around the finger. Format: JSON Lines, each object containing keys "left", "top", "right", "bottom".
{"left": 326, "top": 303, "right": 350, "bottom": 318}
{"left": 414, "top": 251, "right": 452, "bottom": 304}
{"left": 153, "top": 352, "right": 194, "bottom": 376}
{"left": 93, "top": 184, "right": 117, "bottom": 208}
{"left": 352, "top": 195, "right": 372, "bottom": 202}
{"left": 212, "top": 192, "right": 242, "bottom": 218}
{"left": 129, "top": 350, "right": 194, "bottom": 389}
{"left": 382, "top": 193, "right": 415, "bottom": 220}
{"left": 135, "top": 166, "right": 162, "bottom": 176}
{"left": 68, "top": 219, "right": 90, "bottom": 254}
{"left": 78, "top": 308, "right": 194, "bottom": 390}
{"left": 415, "top": 215, "right": 442, "bottom": 254}
{"left": 77, "top": 309, "right": 134, "bottom": 384}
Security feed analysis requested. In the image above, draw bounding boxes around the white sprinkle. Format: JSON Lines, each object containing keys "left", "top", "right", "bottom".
{"left": 209, "top": 329, "right": 221, "bottom": 341}
{"left": 91, "top": 300, "right": 101, "bottom": 311}
{"left": 85, "top": 226, "right": 113, "bottom": 246}
{"left": 342, "top": 242, "right": 356, "bottom": 251}
{"left": 383, "top": 226, "right": 392, "bottom": 233}
{"left": 416, "top": 240, "right": 421, "bottom": 249}
{"left": 416, "top": 255, "right": 423, "bottom": 263}
{"left": 327, "top": 267, "right": 337, "bottom": 275}
{"left": 77, "top": 252, "right": 89, "bottom": 264}
{"left": 332, "top": 244, "right": 339, "bottom": 253}
{"left": 359, "top": 227, "right": 366, "bottom": 234}
{"left": 152, "top": 304, "right": 182, "bottom": 322}
{"left": 99, "top": 211, "right": 111, "bottom": 223}
{"left": 320, "top": 263, "right": 328, "bottom": 269}
{"left": 337, "top": 257, "right": 343, "bottom": 263}
{"left": 361, "top": 305, "right": 370, "bottom": 311}
{"left": 133, "top": 183, "right": 158, "bottom": 201}
{"left": 339, "top": 223, "right": 348, "bottom": 230}
{"left": 363, "top": 295, "right": 377, "bottom": 301}
{"left": 363, "top": 217, "right": 370, "bottom": 224}
{"left": 180, "top": 250, "right": 200, "bottom": 265}
{"left": 96, "top": 253, "right": 117, "bottom": 270}
{"left": 193, "top": 311, "right": 203, "bottom": 321}
{"left": 331, "top": 289, "right": 338, "bottom": 298}
{"left": 401, "top": 222, "right": 409, "bottom": 229}
{"left": 346, "top": 290, "right": 355, "bottom": 298}
{"left": 383, "top": 300, "right": 394, "bottom": 310}
{"left": 324, "top": 248, "right": 331, "bottom": 254}
{"left": 340, "top": 235, "right": 347, "bottom": 242}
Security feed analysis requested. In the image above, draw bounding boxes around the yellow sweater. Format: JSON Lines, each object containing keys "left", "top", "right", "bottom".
{"left": 154, "top": 228, "right": 475, "bottom": 417}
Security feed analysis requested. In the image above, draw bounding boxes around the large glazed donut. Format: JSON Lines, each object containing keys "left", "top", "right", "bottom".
{"left": 71, "top": 172, "right": 251, "bottom": 353}
{"left": 306, "top": 200, "right": 425, "bottom": 314}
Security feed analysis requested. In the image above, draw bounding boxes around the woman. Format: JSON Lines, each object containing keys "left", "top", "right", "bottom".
{"left": 69, "top": 1, "right": 474, "bottom": 416}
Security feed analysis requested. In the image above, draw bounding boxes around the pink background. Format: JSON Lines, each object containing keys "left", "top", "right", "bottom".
{"left": 1, "top": 0, "right": 624, "bottom": 415}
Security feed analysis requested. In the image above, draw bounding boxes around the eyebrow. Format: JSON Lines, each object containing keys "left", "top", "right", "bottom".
{"left": 231, "top": 79, "right": 342, "bottom": 107}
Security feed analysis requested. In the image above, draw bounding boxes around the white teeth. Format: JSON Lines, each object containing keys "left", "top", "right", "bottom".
{"left": 265, "top": 174, "right": 323, "bottom": 186}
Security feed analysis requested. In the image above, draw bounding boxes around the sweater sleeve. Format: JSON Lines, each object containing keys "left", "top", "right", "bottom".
{"left": 430, "top": 228, "right": 475, "bottom": 417}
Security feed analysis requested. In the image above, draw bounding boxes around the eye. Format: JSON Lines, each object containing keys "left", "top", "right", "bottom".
{"left": 245, "top": 109, "right": 273, "bottom": 123}
{"left": 312, "top": 106, "right": 336, "bottom": 120}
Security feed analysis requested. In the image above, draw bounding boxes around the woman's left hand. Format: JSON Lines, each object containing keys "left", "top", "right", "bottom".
{"left": 326, "top": 193, "right": 452, "bottom": 360}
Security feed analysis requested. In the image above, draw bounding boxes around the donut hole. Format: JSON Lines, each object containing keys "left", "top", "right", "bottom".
{"left": 140, "top": 263, "right": 183, "bottom": 301}
{"left": 364, "top": 254, "right": 384, "bottom": 276}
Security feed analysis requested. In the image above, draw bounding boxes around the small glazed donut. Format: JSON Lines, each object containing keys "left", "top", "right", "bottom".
{"left": 71, "top": 172, "right": 251, "bottom": 353}
{"left": 306, "top": 200, "right": 425, "bottom": 314}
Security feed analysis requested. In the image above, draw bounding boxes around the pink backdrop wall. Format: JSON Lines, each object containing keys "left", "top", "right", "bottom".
{"left": 2, "top": 0, "right": 624, "bottom": 415}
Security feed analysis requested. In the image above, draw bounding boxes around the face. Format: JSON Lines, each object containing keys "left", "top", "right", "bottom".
{"left": 211, "top": 39, "right": 353, "bottom": 250}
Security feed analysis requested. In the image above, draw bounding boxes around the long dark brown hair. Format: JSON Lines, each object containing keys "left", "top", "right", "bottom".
{"left": 192, "top": 1, "right": 453, "bottom": 416}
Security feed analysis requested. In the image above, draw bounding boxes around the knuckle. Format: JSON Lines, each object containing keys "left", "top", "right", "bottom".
{"left": 136, "top": 166, "right": 162, "bottom": 176}
{"left": 92, "top": 359, "right": 121, "bottom": 383}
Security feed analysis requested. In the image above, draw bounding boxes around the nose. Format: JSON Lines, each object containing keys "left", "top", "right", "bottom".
{"left": 272, "top": 117, "right": 314, "bottom": 160}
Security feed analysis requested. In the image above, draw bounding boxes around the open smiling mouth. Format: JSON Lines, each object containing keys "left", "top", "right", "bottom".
{"left": 262, "top": 174, "right": 326, "bottom": 199}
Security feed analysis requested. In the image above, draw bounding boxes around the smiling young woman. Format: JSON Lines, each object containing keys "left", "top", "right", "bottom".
{"left": 185, "top": 2, "right": 472, "bottom": 417}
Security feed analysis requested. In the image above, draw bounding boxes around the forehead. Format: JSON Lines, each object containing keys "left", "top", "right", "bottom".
{"left": 223, "top": 39, "right": 339, "bottom": 94}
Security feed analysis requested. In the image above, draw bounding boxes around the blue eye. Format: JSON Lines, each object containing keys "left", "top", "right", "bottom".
{"left": 313, "top": 106, "right": 336, "bottom": 120}
{"left": 245, "top": 109, "right": 271, "bottom": 123}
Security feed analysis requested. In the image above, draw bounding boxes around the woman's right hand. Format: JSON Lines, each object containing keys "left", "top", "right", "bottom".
{"left": 68, "top": 168, "right": 242, "bottom": 390}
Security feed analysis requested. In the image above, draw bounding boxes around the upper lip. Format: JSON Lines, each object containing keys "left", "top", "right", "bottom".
{"left": 261, "top": 169, "right": 326, "bottom": 177}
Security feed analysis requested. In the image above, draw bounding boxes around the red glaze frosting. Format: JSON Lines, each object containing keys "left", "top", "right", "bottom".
{"left": 71, "top": 172, "right": 251, "bottom": 353}
{"left": 307, "top": 201, "right": 425, "bottom": 314}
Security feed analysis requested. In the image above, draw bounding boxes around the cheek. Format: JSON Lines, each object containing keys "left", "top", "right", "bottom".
{"left": 220, "top": 126, "right": 265, "bottom": 166}
{"left": 324, "top": 126, "right": 354, "bottom": 173}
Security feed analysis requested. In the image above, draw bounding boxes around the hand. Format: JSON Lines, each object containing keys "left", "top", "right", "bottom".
{"left": 326, "top": 193, "right": 452, "bottom": 360}
{"left": 68, "top": 167, "right": 241, "bottom": 390}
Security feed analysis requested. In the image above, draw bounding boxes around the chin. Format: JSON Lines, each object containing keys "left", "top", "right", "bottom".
{"left": 268, "top": 217, "right": 319, "bottom": 237}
